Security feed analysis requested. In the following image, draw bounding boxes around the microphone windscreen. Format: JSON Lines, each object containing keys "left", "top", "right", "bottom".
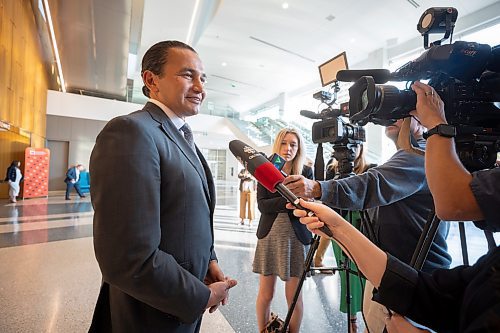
{"left": 229, "top": 140, "right": 284, "bottom": 192}
{"left": 254, "top": 162, "right": 285, "bottom": 193}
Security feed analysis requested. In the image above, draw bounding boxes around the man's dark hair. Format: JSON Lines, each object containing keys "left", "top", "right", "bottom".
{"left": 141, "top": 40, "right": 197, "bottom": 97}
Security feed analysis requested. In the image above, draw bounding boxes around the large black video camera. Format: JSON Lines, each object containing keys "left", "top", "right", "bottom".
{"left": 337, "top": 7, "right": 500, "bottom": 171}
{"left": 345, "top": 41, "right": 500, "bottom": 128}
{"left": 300, "top": 93, "right": 365, "bottom": 145}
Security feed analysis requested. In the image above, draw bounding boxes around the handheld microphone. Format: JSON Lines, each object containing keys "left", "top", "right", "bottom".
{"left": 229, "top": 140, "right": 333, "bottom": 238}
{"left": 336, "top": 69, "right": 392, "bottom": 84}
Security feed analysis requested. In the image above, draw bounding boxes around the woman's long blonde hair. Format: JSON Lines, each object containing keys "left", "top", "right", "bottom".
{"left": 272, "top": 128, "right": 306, "bottom": 176}
{"left": 328, "top": 143, "right": 368, "bottom": 175}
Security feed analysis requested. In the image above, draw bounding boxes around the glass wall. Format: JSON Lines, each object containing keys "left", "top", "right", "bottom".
{"left": 201, "top": 148, "right": 227, "bottom": 181}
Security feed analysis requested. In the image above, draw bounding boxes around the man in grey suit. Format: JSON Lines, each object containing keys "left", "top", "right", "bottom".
{"left": 89, "top": 40, "right": 237, "bottom": 332}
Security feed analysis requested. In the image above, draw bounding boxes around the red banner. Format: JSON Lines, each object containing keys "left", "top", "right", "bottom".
{"left": 23, "top": 148, "right": 50, "bottom": 199}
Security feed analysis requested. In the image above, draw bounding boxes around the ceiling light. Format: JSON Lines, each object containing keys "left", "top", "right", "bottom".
{"left": 221, "top": 62, "right": 227, "bottom": 67}
{"left": 42, "top": 0, "right": 66, "bottom": 92}
{"left": 282, "top": 3, "right": 289, "bottom": 9}
{"left": 186, "top": 0, "right": 201, "bottom": 44}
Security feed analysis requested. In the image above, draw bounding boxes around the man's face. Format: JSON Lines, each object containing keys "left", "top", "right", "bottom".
{"left": 384, "top": 118, "right": 423, "bottom": 143}
{"left": 150, "top": 48, "right": 206, "bottom": 118}
{"left": 384, "top": 119, "right": 404, "bottom": 142}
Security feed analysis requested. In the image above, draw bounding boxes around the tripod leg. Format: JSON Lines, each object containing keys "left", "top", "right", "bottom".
{"left": 414, "top": 215, "right": 441, "bottom": 271}
{"left": 458, "top": 222, "right": 469, "bottom": 266}
{"left": 410, "top": 210, "right": 435, "bottom": 267}
{"left": 381, "top": 213, "right": 441, "bottom": 333}
{"left": 484, "top": 230, "right": 497, "bottom": 252}
{"left": 282, "top": 234, "right": 319, "bottom": 333}
{"left": 345, "top": 256, "right": 352, "bottom": 333}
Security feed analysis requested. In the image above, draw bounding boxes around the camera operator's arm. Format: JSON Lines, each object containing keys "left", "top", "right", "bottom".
{"left": 286, "top": 151, "right": 426, "bottom": 211}
{"left": 283, "top": 150, "right": 426, "bottom": 210}
{"left": 410, "top": 81, "right": 484, "bottom": 221}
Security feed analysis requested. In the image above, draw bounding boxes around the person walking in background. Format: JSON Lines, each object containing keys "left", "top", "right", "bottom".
{"left": 89, "top": 40, "right": 236, "bottom": 333}
{"left": 253, "top": 128, "right": 313, "bottom": 333}
{"left": 238, "top": 166, "right": 256, "bottom": 226}
{"left": 64, "top": 164, "right": 86, "bottom": 200}
{"left": 4, "top": 161, "right": 23, "bottom": 203}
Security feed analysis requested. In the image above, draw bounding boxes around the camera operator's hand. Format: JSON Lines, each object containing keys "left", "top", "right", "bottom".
{"left": 283, "top": 175, "right": 321, "bottom": 199}
{"left": 409, "top": 81, "right": 484, "bottom": 221}
{"left": 410, "top": 81, "right": 446, "bottom": 129}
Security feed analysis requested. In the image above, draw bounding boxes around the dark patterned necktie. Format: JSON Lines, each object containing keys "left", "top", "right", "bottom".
{"left": 180, "top": 123, "right": 195, "bottom": 151}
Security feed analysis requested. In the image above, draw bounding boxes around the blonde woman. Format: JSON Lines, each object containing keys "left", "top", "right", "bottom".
{"left": 253, "top": 128, "right": 313, "bottom": 333}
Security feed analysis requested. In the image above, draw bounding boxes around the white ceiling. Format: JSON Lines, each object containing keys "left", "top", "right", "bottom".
{"left": 52, "top": 0, "right": 500, "bottom": 113}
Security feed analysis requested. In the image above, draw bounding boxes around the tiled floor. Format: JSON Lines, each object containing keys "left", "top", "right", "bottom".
{"left": 0, "top": 183, "right": 497, "bottom": 332}
{"left": 0, "top": 184, "right": 354, "bottom": 333}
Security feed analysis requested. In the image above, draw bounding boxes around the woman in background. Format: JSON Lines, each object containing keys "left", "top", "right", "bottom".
{"left": 238, "top": 167, "right": 257, "bottom": 226}
{"left": 5, "top": 161, "right": 23, "bottom": 203}
{"left": 253, "top": 128, "right": 313, "bottom": 333}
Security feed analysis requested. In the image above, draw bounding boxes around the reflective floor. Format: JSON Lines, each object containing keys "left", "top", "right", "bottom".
{"left": 0, "top": 183, "right": 497, "bottom": 332}
{"left": 0, "top": 184, "right": 354, "bottom": 333}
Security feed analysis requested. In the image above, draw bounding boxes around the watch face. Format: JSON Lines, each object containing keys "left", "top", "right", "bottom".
{"left": 439, "top": 125, "right": 456, "bottom": 137}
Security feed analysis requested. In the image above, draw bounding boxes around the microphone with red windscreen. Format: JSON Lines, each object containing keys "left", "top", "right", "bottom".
{"left": 229, "top": 139, "right": 333, "bottom": 238}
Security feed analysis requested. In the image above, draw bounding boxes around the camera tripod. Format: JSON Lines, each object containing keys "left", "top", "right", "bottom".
{"left": 273, "top": 143, "right": 365, "bottom": 333}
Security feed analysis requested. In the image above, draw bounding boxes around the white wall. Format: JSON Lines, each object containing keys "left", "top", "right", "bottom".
{"left": 46, "top": 90, "right": 259, "bottom": 182}
{"left": 47, "top": 90, "right": 143, "bottom": 121}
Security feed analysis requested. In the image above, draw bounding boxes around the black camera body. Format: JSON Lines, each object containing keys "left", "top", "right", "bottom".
{"left": 302, "top": 87, "right": 366, "bottom": 145}
{"left": 347, "top": 41, "right": 500, "bottom": 127}
{"left": 341, "top": 41, "right": 500, "bottom": 170}
{"left": 311, "top": 117, "right": 365, "bottom": 144}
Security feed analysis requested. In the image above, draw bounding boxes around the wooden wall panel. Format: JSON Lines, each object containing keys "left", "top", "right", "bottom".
{"left": 0, "top": 130, "right": 30, "bottom": 199}
{"left": 0, "top": 0, "right": 50, "bottom": 180}
{"left": 0, "top": 0, "right": 49, "bottom": 136}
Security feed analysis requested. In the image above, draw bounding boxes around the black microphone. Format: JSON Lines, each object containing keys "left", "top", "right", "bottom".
{"left": 300, "top": 110, "right": 323, "bottom": 119}
{"left": 229, "top": 140, "right": 334, "bottom": 238}
{"left": 336, "top": 69, "right": 392, "bottom": 83}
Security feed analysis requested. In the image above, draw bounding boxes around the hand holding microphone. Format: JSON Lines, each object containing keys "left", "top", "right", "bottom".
{"left": 229, "top": 140, "right": 334, "bottom": 238}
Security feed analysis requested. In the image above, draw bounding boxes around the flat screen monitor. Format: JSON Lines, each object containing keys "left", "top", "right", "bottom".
{"left": 318, "top": 52, "right": 348, "bottom": 87}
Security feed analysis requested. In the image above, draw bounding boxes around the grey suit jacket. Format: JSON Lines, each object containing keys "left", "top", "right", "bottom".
{"left": 89, "top": 102, "right": 217, "bottom": 333}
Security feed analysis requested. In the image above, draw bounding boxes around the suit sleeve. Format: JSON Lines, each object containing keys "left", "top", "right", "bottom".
{"left": 90, "top": 116, "right": 209, "bottom": 323}
{"left": 319, "top": 150, "right": 427, "bottom": 210}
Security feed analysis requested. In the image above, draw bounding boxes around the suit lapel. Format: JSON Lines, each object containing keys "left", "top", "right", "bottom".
{"left": 196, "top": 148, "right": 215, "bottom": 211}
{"left": 145, "top": 103, "right": 211, "bottom": 200}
